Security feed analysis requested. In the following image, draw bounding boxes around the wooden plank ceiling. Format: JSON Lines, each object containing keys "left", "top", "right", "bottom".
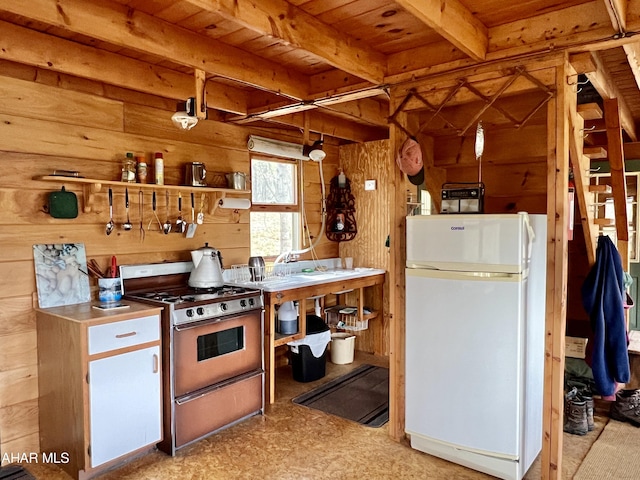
{"left": 1, "top": 0, "right": 640, "bottom": 144}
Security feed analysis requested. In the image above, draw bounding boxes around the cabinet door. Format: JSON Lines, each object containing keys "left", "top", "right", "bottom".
{"left": 88, "top": 345, "right": 161, "bottom": 468}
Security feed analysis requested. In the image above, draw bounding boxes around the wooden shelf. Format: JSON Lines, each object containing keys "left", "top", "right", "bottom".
{"left": 274, "top": 332, "right": 304, "bottom": 348}
{"left": 34, "top": 175, "right": 250, "bottom": 214}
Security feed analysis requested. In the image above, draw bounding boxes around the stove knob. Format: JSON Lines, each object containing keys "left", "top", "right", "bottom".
{"left": 248, "top": 298, "right": 255, "bottom": 307}
{"left": 240, "top": 299, "right": 247, "bottom": 308}
{"left": 220, "top": 302, "right": 228, "bottom": 312}
{"left": 186, "top": 309, "right": 194, "bottom": 317}
{"left": 196, "top": 307, "right": 205, "bottom": 316}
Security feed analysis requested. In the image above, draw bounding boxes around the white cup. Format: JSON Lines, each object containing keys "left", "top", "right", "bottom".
{"left": 344, "top": 257, "right": 353, "bottom": 270}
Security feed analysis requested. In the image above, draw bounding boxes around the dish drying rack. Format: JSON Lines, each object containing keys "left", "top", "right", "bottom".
{"left": 325, "top": 305, "right": 374, "bottom": 331}
{"left": 230, "top": 263, "right": 292, "bottom": 284}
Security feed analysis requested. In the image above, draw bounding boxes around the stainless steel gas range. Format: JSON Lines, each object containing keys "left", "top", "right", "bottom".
{"left": 120, "top": 261, "right": 264, "bottom": 455}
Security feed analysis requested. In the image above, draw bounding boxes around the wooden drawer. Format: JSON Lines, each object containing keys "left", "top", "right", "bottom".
{"left": 88, "top": 315, "right": 160, "bottom": 355}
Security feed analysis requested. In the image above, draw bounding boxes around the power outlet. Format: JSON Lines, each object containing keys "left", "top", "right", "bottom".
{"left": 364, "top": 180, "right": 376, "bottom": 191}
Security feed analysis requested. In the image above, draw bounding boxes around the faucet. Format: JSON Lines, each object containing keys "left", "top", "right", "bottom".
{"left": 274, "top": 252, "right": 300, "bottom": 264}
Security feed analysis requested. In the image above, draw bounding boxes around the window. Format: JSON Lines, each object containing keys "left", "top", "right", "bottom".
{"left": 250, "top": 157, "right": 300, "bottom": 258}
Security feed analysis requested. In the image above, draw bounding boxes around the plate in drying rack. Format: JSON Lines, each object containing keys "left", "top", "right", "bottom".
{"left": 230, "top": 264, "right": 292, "bottom": 284}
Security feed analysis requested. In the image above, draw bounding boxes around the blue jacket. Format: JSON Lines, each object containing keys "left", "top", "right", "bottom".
{"left": 581, "top": 235, "right": 630, "bottom": 396}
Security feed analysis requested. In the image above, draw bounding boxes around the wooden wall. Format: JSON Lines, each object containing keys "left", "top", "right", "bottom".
{"left": 0, "top": 64, "right": 338, "bottom": 454}
{"left": 428, "top": 97, "right": 549, "bottom": 215}
{"left": 339, "top": 140, "right": 392, "bottom": 356}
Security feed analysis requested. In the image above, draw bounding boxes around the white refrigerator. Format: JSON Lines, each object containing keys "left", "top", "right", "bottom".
{"left": 405, "top": 213, "right": 546, "bottom": 480}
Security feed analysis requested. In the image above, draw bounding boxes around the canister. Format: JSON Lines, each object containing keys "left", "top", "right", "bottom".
{"left": 277, "top": 301, "right": 298, "bottom": 334}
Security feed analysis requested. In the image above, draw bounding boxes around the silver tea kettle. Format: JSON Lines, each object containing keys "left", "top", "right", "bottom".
{"left": 189, "top": 243, "right": 224, "bottom": 288}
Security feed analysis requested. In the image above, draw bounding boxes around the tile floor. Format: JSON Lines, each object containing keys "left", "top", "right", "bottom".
{"left": 25, "top": 352, "right": 602, "bottom": 480}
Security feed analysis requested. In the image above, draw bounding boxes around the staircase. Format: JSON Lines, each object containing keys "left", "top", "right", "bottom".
{"left": 570, "top": 98, "right": 630, "bottom": 271}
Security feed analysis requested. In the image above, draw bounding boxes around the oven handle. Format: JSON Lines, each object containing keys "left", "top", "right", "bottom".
{"left": 175, "top": 369, "right": 264, "bottom": 405}
{"left": 174, "top": 318, "right": 222, "bottom": 332}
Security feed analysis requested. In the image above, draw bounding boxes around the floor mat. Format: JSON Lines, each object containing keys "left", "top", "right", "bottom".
{"left": 573, "top": 419, "right": 640, "bottom": 479}
{"left": 0, "top": 466, "right": 36, "bottom": 480}
{"left": 292, "top": 364, "right": 389, "bottom": 427}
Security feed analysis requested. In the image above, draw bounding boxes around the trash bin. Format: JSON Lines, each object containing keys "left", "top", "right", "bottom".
{"left": 288, "top": 315, "right": 331, "bottom": 382}
{"left": 330, "top": 332, "right": 356, "bottom": 364}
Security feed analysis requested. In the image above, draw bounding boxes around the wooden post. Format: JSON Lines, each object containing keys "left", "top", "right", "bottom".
{"left": 603, "top": 98, "right": 630, "bottom": 269}
{"left": 541, "top": 58, "right": 570, "bottom": 480}
{"left": 388, "top": 87, "right": 416, "bottom": 441}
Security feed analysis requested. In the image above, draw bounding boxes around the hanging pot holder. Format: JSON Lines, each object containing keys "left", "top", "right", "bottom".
{"left": 46, "top": 186, "right": 78, "bottom": 219}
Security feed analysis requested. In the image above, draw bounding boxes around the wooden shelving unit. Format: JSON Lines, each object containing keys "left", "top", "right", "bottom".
{"left": 34, "top": 175, "right": 250, "bottom": 214}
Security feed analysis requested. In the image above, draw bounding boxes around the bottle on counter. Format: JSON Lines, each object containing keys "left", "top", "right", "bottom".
{"left": 121, "top": 152, "right": 136, "bottom": 183}
{"left": 136, "top": 155, "right": 148, "bottom": 184}
{"left": 154, "top": 152, "right": 164, "bottom": 185}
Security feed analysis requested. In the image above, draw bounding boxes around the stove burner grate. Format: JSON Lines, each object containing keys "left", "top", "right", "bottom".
{"left": 129, "top": 285, "right": 257, "bottom": 305}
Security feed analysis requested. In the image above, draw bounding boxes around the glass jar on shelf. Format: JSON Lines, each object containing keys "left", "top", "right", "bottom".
{"left": 121, "top": 152, "right": 136, "bottom": 183}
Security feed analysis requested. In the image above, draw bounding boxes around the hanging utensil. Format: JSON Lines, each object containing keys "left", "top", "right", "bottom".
{"left": 111, "top": 255, "right": 118, "bottom": 278}
{"left": 122, "top": 188, "right": 133, "bottom": 231}
{"left": 163, "top": 190, "right": 172, "bottom": 234}
{"left": 197, "top": 193, "right": 205, "bottom": 224}
{"left": 175, "top": 192, "right": 185, "bottom": 233}
{"left": 139, "top": 190, "right": 145, "bottom": 242}
{"left": 186, "top": 192, "right": 197, "bottom": 238}
{"left": 475, "top": 120, "right": 484, "bottom": 184}
{"left": 149, "top": 191, "right": 163, "bottom": 232}
{"left": 105, "top": 188, "right": 115, "bottom": 235}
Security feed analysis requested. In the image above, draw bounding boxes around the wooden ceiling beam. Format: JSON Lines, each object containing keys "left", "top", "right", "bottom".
{"left": 603, "top": 0, "right": 628, "bottom": 32}
{"left": 249, "top": 110, "right": 388, "bottom": 143}
{"left": 394, "top": 0, "right": 488, "bottom": 62}
{"left": 586, "top": 51, "right": 638, "bottom": 141}
{"left": 0, "top": 20, "right": 249, "bottom": 115}
{"left": 623, "top": 42, "right": 640, "bottom": 91}
{"left": 316, "top": 98, "right": 389, "bottom": 128}
{"left": 186, "top": 0, "right": 386, "bottom": 84}
{"left": 601, "top": 1, "right": 640, "bottom": 105}
{"left": 228, "top": 86, "right": 389, "bottom": 124}
{"left": 386, "top": 2, "right": 625, "bottom": 83}
{"left": 0, "top": 0, "right": 309, "bottom": 100}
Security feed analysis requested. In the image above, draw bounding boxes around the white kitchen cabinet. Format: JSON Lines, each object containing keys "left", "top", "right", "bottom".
{"left": 36, "top": 302, "right": 163, "bottom": 480}
{"left": 89, "top": 345, "right": 161, "bottom": 467}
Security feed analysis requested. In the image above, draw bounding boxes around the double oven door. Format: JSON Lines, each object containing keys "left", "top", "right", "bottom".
{"left": 170, "top": 309, "right": 264, "bottom": 450}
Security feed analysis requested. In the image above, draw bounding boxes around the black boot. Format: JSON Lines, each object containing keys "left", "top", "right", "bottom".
{"left": 564, "top": 388, "right": 588, "bottom": 435}
{"left": 610, "top": 389, "right": 640, "bottom": 427}
{"left": 578, "top": 392, "right": 595, "bottom": 431}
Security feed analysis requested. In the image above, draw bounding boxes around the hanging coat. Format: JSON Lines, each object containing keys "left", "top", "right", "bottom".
{"left": 581, "top": 235, "right": 630, "bottom": 396}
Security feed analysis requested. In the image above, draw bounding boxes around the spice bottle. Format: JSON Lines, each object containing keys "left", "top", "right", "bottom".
{"left": 136, "top": 155, "right": 148, "bottom": 184}
{"left": 121, "top": 152, "right": 136, "bottom": 183}
{"left": 154, "top": 152, "right": 164, "bottom": 185}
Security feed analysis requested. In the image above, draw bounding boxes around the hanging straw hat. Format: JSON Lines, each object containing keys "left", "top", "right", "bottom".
{"left": 396, "top": 137, "right": 425, "bottom": 185}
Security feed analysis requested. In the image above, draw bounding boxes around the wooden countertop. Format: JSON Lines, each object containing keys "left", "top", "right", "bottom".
{"left": 36, "top": 301, "right": 163, "bottom": 326}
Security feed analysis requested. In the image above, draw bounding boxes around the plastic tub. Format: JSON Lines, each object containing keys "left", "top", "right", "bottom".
{"left": 330, "top": 333, "right": 356, "bottom": 364}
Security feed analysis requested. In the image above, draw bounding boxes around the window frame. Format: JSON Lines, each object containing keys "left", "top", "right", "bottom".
{"left": 249, "top": 155, "right": 302, "bottom": 259}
